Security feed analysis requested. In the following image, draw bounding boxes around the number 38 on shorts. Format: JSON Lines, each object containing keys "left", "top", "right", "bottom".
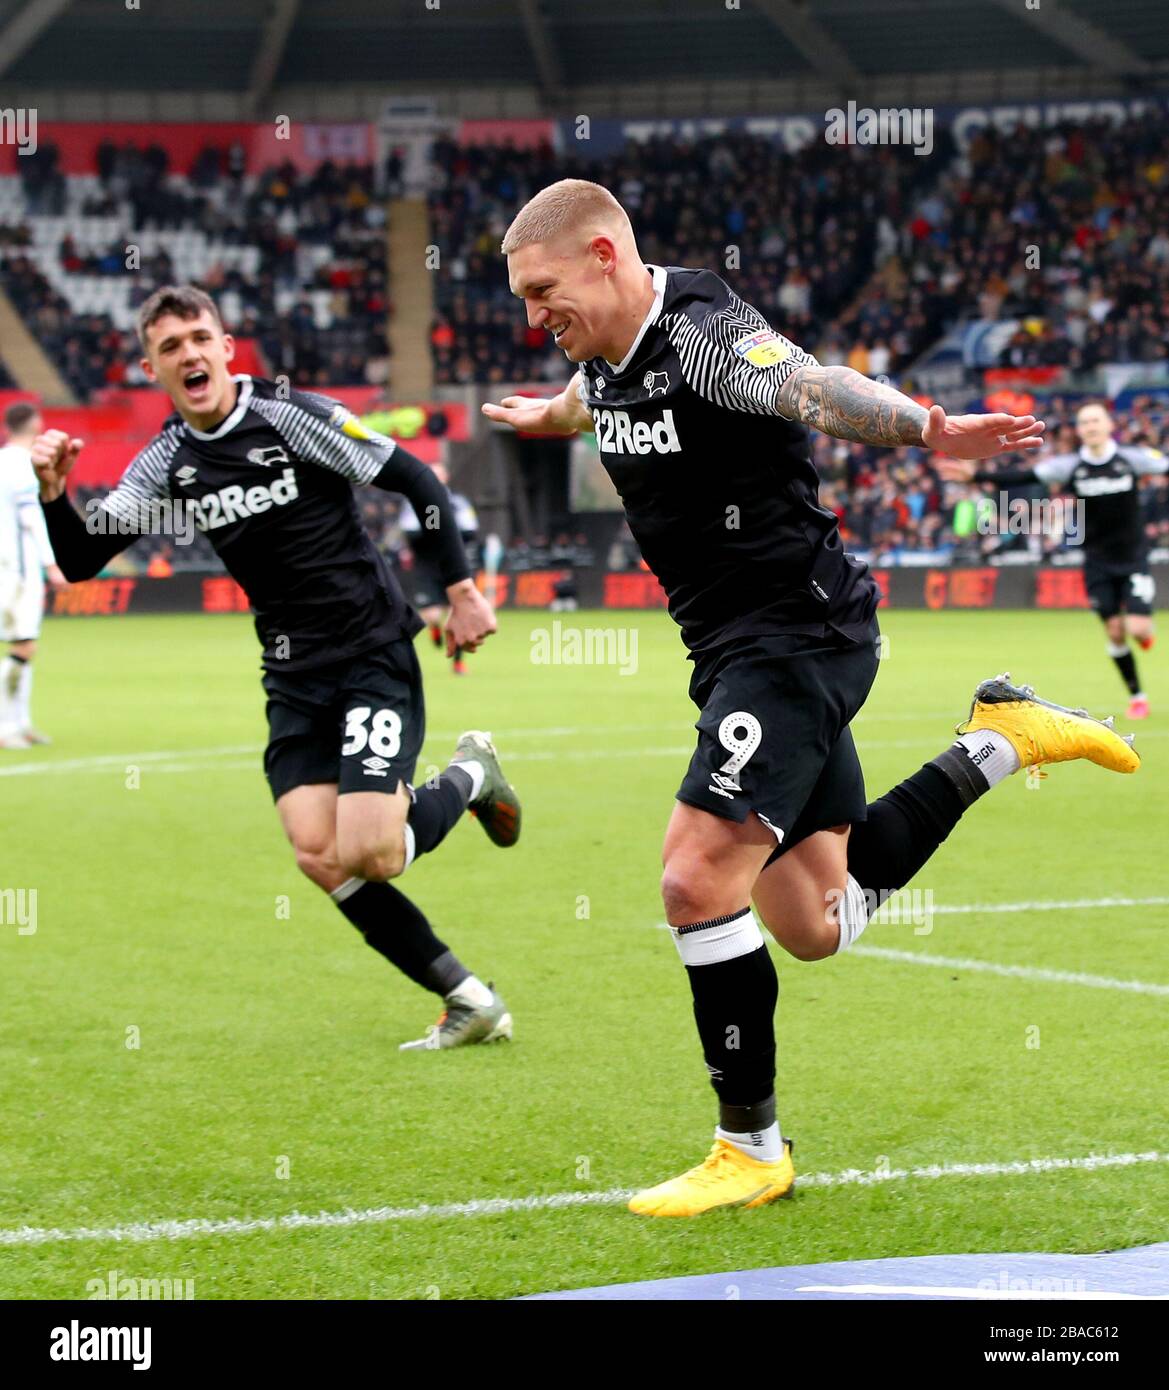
{"left": 342, "top": 706, "right": 404, "bottom": 759}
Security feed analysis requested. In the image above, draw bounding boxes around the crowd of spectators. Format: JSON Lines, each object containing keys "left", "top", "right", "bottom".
{"left": 862, "top": 112, "right": 1169, "bottom": 372}
{"left": 1, "top": 140, "right": 390, "bottom": 399}
{"left": 426, "top": 131, "right": 949, "bottom": 386}
{"left": 427, "top": 110, "right": 1169, "bottom": 382}
{"left": 813, "top": 395, "right": 1169, "bottom": 564}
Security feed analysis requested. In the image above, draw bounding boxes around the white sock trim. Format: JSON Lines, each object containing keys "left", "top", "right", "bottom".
{"left": 672, "top": 908, "right": 763, "bottom": 967}
{"left": 329, "top": 876, "right": 363, "bottom": 904}
{"left": 453, "top": 758, "right": 485, "bottom": 802}
{"left": 1107, "top": 641, "right": 1130, "bottom": 658}
{"left": 448, "top": 974, "right": 493, "bottom": 1007}
{"left": 716, "top": 1121, "right": 784, "bottom": 1163}
{"left": 953, "top": 729, "right": 1021, "bottom": 786}
{"left": 402, "top": 822, "right": 416, "bottom": 871}
{"left": 834, "top": 873, "right": 871, "bottom": 954}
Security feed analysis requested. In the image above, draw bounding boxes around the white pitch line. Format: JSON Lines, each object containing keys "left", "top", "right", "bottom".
{"left": 921, "top": 896, "right": 1169, "bottom": 916}
{"left": 0, "top": 1149, "right": 1164, "bottom": 1249}
{"left": 851, "top": 945, "right": 1169, "bottom": 996}
{"left": 1, "top": 723, "right": 1163, "bottom": 778}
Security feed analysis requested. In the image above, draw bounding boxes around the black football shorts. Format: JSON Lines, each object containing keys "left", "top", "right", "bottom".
{"left": 1084, "top": 561, "right": 1155, "bottom": 620}
{"left": 676, "top": 620, "right": 881, "bottom": 862}
{"left": 262, "top": 637, "right": 425, "bottom": 801}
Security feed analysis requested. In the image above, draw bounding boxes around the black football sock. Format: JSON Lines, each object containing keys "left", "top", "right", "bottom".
{"left": 671, "top": 909, "right": 778, "bottom": 1122}
{"left": 406, "top": 766, "right": 474, "bottom": 858}
{"left": 1108, "top": 643, "right": 1141, "bottom": 696}
{"left": 847, "top": 745, "right": 988, "bottom": 901}
{"left": 330, "top": 879, "right": 469, "bottom": 996}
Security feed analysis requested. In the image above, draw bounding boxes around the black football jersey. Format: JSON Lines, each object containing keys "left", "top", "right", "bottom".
{"left": 101, "top": 376, "right": 420, "bottom": 670}
{"left": 1035, "top": 443, "right": 1168, "bottom": 570}
{"left": 576, "top": 265, "right": 877, "bottom": 652}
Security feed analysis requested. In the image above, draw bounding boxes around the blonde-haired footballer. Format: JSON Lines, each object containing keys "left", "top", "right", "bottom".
{"left": 485, "top": 179, "right": 1140, "bottom": 1217}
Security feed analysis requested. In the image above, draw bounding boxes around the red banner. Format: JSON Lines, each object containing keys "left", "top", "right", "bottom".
{"left": 924, "top": 568, "right": 999, "bottom": 609}
{"left": 0, "top": 389, "right": 467, "bottom": 484}
{"left": 0, "top": 122, "right": 374, "bottom": 177}
{"left": 603, "top": 572, "right": 669, "bottom": 609}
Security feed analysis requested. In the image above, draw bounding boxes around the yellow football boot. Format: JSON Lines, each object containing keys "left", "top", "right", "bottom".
{"left": 627, "top": 1137, "right": 795, "bottom": 1217}
{"left": 958, "top": 673, "right": 1139, "bottom": 775}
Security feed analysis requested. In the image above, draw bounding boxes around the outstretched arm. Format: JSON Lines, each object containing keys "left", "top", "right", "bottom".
{"left": 370, "top": 448, "right": 496, "bottom": 656}
{"left": 481, "top": 372, "right": 593, "bottom": 437}
{"left": 776, "top": 365, "right": 1046, "bottom": 460}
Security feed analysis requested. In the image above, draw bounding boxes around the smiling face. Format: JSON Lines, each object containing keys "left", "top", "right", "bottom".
{"left": 507, "top": 234, "right": 622, "bottom": 364}
{"left": 1075, "top": 403, "right": 1114, "bottom": 452}
{"left": 140, "top": 310, "right": 237, "bottom": 429}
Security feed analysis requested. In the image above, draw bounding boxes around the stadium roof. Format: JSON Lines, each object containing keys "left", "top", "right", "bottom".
{"left": 0, "top": 0, "right": 1165, "bottom": 115}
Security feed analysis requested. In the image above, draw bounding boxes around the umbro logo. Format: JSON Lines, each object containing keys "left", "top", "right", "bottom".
{"left": 708, "top": 771, "right": 740, "bottom": 799}
{"left": 247, "top": 446, "right": 290, "bottom": 467}
{"left": 175, "top": 465, "right": 198, "bottom": 486}
{"left": 362, "top": 755, "right": 391, "bottom": 776}
{"left": 594, "top": 376, "right": 604, "bottom": 393}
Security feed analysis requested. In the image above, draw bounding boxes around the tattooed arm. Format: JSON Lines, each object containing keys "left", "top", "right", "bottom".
{"left": 775, "top": 364, "right": 1046, "bottom": 460}
{"left": 777, "top": 365, "right": 926, "bottom": 446}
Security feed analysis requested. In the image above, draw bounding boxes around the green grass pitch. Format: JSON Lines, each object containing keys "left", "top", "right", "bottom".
{"left": 1, "top": 607, "right": 1166, "bottom": 1299}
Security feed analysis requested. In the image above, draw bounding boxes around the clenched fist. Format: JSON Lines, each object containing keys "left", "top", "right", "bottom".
{"left": 31, "top": 430, "right": 84, "bottom": 502}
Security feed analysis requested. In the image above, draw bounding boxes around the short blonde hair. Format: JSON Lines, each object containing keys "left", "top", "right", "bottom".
{"left": 501, "top": 179, "right": 630, "bottom": 255}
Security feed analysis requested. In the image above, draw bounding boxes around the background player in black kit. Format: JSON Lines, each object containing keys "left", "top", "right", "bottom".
{"left": 942, "top": 401, "right": 1167, "bottom": 720}
{"left": 485, "top": 180, "right": 1139, "bottom": 1217}
{"left": 32, "top": 286, "right": 521, "bottom": 1051}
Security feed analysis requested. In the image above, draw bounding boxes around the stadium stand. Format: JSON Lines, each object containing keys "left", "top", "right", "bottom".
{"left": 3, "top": 107, "right": 1167, "bottom": 569}
{"left": 426, "top": 131, "right": 952, "bottom": 386}
{"left": 0, "top": 141, "right": 391, "bottom": 399}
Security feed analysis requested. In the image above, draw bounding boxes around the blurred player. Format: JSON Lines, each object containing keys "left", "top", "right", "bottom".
{"left": 33, "top": 286, "right": 521, "bottom": 1051}
{"left": 398, "top": 463, "right": 479, "bottom": 674}
{"left": 485, "top": 180, "right": 1139, "bottom": 1216}
{"left": 942, "top": 402, "right": 1167, "bottom": 719}
{"left": 0, "top": 403, "right": 67, "bottom": 749}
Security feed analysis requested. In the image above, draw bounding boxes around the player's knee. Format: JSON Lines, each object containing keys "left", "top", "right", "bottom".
{"left": 660, "top": 855, "right": 720, "bottom": 924}
{"left": 784, "top": 931, "right": 837, "bottom": 963}
{"left": 339, "top": 840, "right": 406, "bottom": 883}
{"left": 293, "top": 841, "right": 343, "bottom": 891}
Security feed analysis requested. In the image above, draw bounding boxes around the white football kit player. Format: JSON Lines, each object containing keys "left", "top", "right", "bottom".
{"left": 0, "top": 441, "right": 57, "bottom": 742}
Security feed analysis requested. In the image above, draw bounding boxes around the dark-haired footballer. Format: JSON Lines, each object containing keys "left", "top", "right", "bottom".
{"left": 943, "top": 401, "right": 1167, "bottom": 720}
{"left": 33, "top": 285, "right": 520, "bottom": 1051}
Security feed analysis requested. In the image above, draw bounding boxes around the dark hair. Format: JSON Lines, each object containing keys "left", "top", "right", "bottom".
{"left": 136, "top": 285, "right": 223, "bottom": 349}
{"left": 4, "top": 402, "right": 40, "bottom": 435}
